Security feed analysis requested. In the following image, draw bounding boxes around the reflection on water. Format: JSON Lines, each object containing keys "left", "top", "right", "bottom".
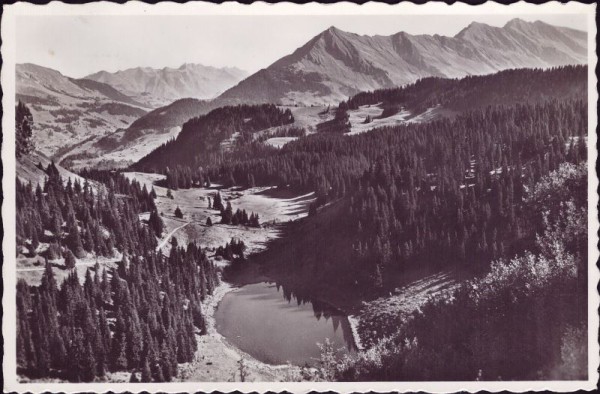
{"left": 215, "top": 281, "right": 356, "bottom": 366}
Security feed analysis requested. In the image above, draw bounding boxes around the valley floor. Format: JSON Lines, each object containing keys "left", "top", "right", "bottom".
{"left": 123, "top": 172, "right": 315, "bottom": 255}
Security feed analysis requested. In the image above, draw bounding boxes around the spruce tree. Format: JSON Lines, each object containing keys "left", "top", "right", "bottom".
{"left": 213, "top": 192, "right": 223, "bottom": 211}
{"left": 110, "top": 309, "right": 129, "bottom": 371}
{"left": 68, "top": 223, "right": 86, "bottom": 258}
{"left": 149, "top": 210, "right": 164, "bottom": 236}
{"left": 141, "top": 357, "right": 152, "bottom": 382}
{"left": 130, "top": 371, "right": 140, "bottom": 382}
{"left": 30, "top": 228, "right": 40, "bottom": 255}
{"left": 81, "top": 341, "right": 97, "bottom": 382}
{"left": 64, "top": 250, "right": 77, "bottom": 270}
{"left": 221, "top": 202, "right": 233, "bottom": 224}
{"left": 16, "top": 101, "right": 34, "bottom": 158}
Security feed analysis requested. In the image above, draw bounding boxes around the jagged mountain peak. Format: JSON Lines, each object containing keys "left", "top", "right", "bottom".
{"left": 504, "top": 17, "right": 531, "bottom": 28}
{"left": 273, "top": 25, "right": 363, "bottom": 68}
{"left": 85, "top": 63, "right": 248, "bottom": 108}
{"left": 504, "top": 18, "right": 550, "bottom": 33}
{"left": 502, "top": 18, "right": 575, "bottom": 37}
{"left": 307, "top": 26, "right": 353, "bottom": 45}
{"left": 319, "top": 25, "right": 353, "bottom": 37}
{"left": 455, "top": 20, "right": 501, "bottom": 39}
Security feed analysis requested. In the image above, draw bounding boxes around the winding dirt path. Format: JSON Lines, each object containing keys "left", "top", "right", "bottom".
{"left": 16, "top": 261, "right": 99, "bottom": 272}
{"left": 156, "top": 221, "right": 192, "bottom": 251}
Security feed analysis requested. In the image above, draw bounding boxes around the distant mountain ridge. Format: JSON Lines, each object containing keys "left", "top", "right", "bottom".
{"left": 16, "top": 63, "right": 146, "bottom": 107}
{"left": 16, "top": 63, "right": 149, "bottom": 160}
{"left": 85, "top": 63, "right": 248, "bottom": 108}
{"left": 15, "top": 62, "right": 247, "bottom": 169}
{"left": 219, "top": 19, "right": 587, "bottom": 105}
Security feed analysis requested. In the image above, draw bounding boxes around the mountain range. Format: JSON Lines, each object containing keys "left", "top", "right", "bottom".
{"left": 85, "top": 64, "right": 248, "bottom": 108}
{"left": 16, "top": 18, "right": 588, "bottom": 170}
{"left": 219, "top": 19, "right": 587, "bottom": 105}
{"left": 15, "top": 62, "right": 246, "bottom": 168}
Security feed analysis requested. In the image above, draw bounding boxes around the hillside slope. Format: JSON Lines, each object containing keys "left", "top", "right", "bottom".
{"left": 16, "top": 63, "right": 148, "bottom": 160}
{"left": 17, "top": 150, "right": 88, "bottom": 187}
{"left": 342, "top": 65, "right": 588, "bottom": 134}
{"left": 133, "top": 104, "right": 294, "bottom": 172}
{"left": 58, "top": 98, "right": 222, "bottom": 170}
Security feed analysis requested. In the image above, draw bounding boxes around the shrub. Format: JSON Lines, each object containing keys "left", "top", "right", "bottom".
{"left": 174, "top": 206, "right": 183, "bottom": 219}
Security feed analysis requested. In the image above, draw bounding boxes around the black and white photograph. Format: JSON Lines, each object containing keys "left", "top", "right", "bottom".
{"left": 2, "top": 1, "right": 598, "bottom": 392}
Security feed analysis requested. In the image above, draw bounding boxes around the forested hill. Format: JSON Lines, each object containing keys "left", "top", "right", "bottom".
{"left": 133, "top": 104, "right": 294, "bottom": 172}
{"left": 213, "top": 99, "right": 587, "bottom": 289}
{"left": 338, "top": 161, "right": 588, "bottom": 381}
{"left": 126, "top": 98, "right": 214, "bottom": 133}
{"left": 16, "top": 167, "right": 219, "bottom": 382}
{"left": 345, "top": 66, "right": 587, "bottom": 115}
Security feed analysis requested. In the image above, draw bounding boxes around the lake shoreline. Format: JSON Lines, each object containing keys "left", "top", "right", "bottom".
{"left": 179, "top": 277, "right": 303, "bottom": 382}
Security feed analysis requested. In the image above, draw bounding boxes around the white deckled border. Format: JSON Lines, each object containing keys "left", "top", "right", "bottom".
{"left": 2, "top": 1, "right": 598, "bottom": 393}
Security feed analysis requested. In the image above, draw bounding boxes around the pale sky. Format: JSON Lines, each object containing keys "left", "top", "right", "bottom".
{"left": 17, "top": 14, "right": 587, "bottom": 78}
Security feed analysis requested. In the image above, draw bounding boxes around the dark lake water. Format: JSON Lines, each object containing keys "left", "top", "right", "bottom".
{"left": 215, "top": 281, "right": 357, "bottom": 366}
